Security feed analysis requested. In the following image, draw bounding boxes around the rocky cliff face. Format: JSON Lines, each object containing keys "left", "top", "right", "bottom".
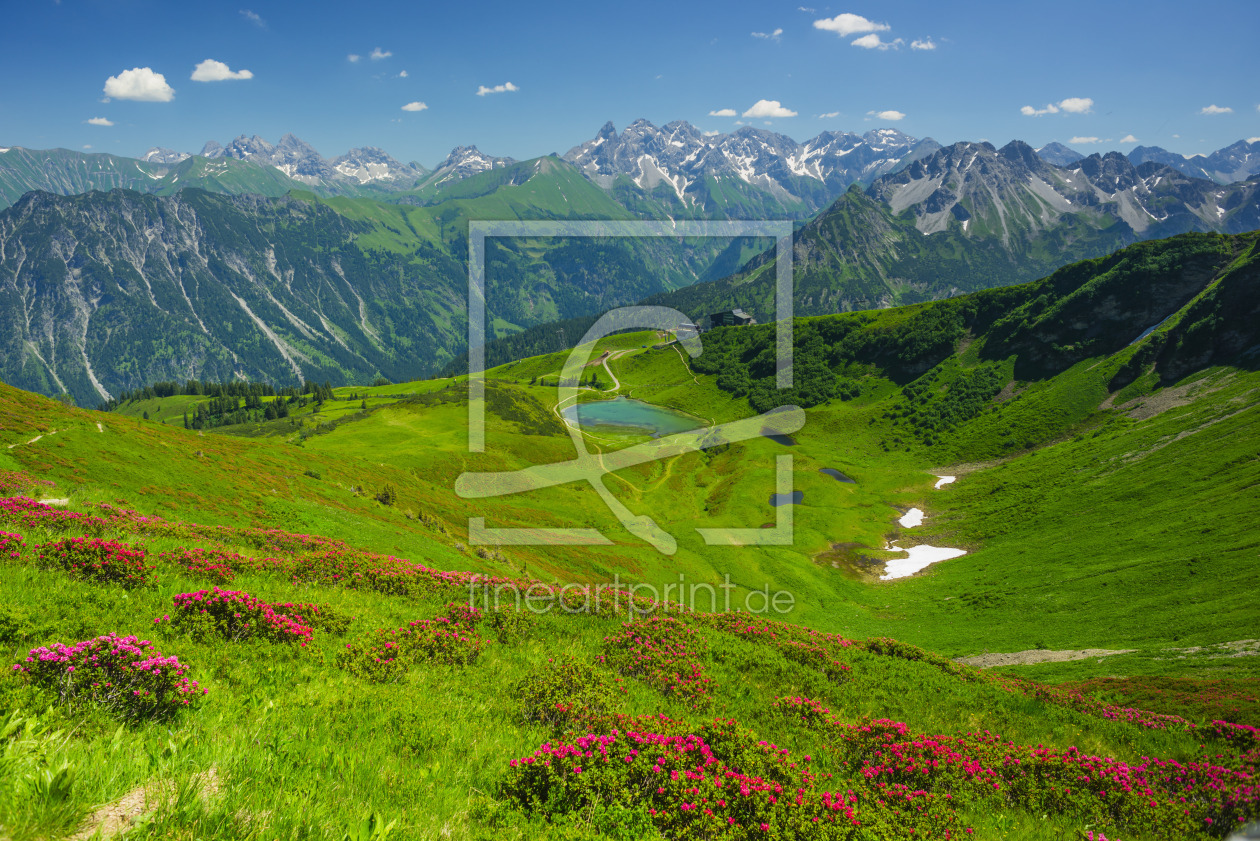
{"left": 870, "top": 141, "right": 1260, "bottom": 241}
{"left": 0, "top": 190, "right": 464, "bottom": 405}
{"left": 562, "top": 119, "right": 937, "bottom": 215}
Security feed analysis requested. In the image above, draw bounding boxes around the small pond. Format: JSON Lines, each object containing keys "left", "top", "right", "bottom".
{"left": 770, "top": 490, "right": 805, "bottom": 506}
{"left": 761, "top": 429, "right": 797, "bottom": 446}
{"left": 562, "top": 397, "right": 701, "bottom": 436}
{"left": 820, "top": 468, "right": 856, "bottom": 483}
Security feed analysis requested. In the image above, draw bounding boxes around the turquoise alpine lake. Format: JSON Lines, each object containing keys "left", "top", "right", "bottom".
{"left": 562, "top": 397, "right": 702, "bottom": 436}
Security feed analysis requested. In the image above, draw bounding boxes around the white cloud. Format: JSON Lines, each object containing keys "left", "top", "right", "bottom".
{"left": 1070, "top": 136, "right": 1101, "bottom": 144}
{"left": 86, "top": 117, "right": 114, "bottom": 126}
{"left": 348, "top": 54, "right": 361, "bottom": 63}
{"left": 1120, "top": 134, "right": 1139, "bottom": 143}
{"left": 103, "top": 67, "right": 174, "bottom": 102}
{"left": 798, "top": 6, "right": 816, "bottom": 12}
{"left": 370, "top": 47, "right": 392, "bottom": 60}
{"left": 476, "top": 81, "right": 519, "bottom": 96}
{"left": 398, "top": 70, "right": 408, "bottom": 78}
{"left": 813, "top": 13, "right": 889, "bottom": 37}
{"left": 240, "top": 9, "right": 265, "bottom": 28}
{"left": 191, "top": 59, "right": 253, "bottom": 82}
{"left": 702, "top": 130, "right": 720, "bottom": 137}
{"left": 1248, "top": 136, "right": 1260, "bottom": 143}
{"left": 742, "top": 99, "right": 797, "bottom": 118}
{"left": 851, "top": 33, "right": 902, "bottom": 50}
{"left": 751, "top": 28, "right": 783, "bottom": 41}
{"left": 1200, "top": 104, "right": 1233, "bottom": 115}
{"left": 82, "top": 144, "right": 92, "bottom": 150}
{"left": 1021, "top": 97, "right": 1092, "bottom": 117}
{"left": 867, "top": 109, "right": 905, "bottom": 121}
{"left": 910, "top": 38, "right": 935, "bottom": 50}
{"left": 709, "top": 108, "right": 737, "bottom": 117}
{"left": 817, "top": 111, "right": 840, "bottom": 118}
{"left": 401, "top": 101, "right": 428, "bottom": 112}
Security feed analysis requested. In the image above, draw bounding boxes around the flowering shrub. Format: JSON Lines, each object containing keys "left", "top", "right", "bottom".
{"left": 0, "top": 470, "right": 54, "bottom": 496}
{"left": 700, "top": 613, "right": 855, "bottom": 683}
{"left": 1, "top": 499, "right": 681, "bottom": 617}
{"left": 1202, "top": 721, "right": 1260, "bottom": 752}
{"left": 502, "top": 720, "right": 963, "bottom": 839}
{"left": 36, "top": 537, "right": 155, "bottom": 589}
{"left": 12, "top": 633, "right": 205, "bottom": 721}
{"left": 0, "top": 530, "right": 25, "bottom": 562}
{"left": 155, "top": 547, "right": 249, "bottom": 583}
{"left": 0, "top": 496, "right": 113, "bottom": 535}
{"left": 599, "top": 617, "right": 714, "bottom": 709}
{"left": 770, "top": 696, "right": 1260, "bottom": 839}
{"left": 441, "top": 601, "right": 536, "bottom": 643}
{"left": 338, "top": 617, "right": 485, "bottom": 682}
{"left": 514, "top": 656, "right": 626, "bottom": 729}
{"left": 1057, "top": 676, "right": 1260, "bottom": 729}
{"left": 157, "top": 588, "right": 314, "bottom": 645}
{"left": 272, "top": 601, "right": 353, "bottom": 636}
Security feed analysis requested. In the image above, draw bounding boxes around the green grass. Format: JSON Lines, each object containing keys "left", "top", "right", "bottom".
{"left": 0, "top": 524, "right": 1237, "bottom": 840}
{"left": 2, "top": 230, "right": 1259, "bottom": 837}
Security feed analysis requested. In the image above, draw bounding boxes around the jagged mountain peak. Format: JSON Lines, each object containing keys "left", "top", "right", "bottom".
{"left": 427, "top": 145, "right": 517, "bottom": 185}
{"left": 141, "top": 147, "right": 190, "bottom": 164}
{"left": 998, "top": 139, "right": 1042, "bottom": 169}
{"left": 1036, "top": 141, "right": 1085, "bottom": 167}
{"left": 561, "top": 118, "right": 927, "bottom": 214}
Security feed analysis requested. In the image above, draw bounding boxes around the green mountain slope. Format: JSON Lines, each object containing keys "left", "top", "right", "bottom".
{"left": 645, "top": 144, "right": 1260, "bottom": 322}
{"left": 1, "top": 232, "right": 1258, "bottom": 839}
{"left": 0, "top": 166, "right": 755, "bottom": 405}
{"left": 88, "top": 231, "right": 1260, "bottom": 672}
{"left": 0, "top": 148, "right": 329, "bottom": 209}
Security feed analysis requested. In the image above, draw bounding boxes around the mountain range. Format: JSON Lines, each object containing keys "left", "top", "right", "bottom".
{"left": 1, "top": 121, "right": 1259, "bottom": 405}
{"left": 645, "top": 139, "right": 1260, "bottom": 320}
{"left": 6, "top": 124, "right": 1258, "bottom": 218}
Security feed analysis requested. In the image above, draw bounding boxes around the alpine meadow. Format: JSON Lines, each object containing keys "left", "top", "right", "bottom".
{"left": 1, "top": 2, "right": 1259, "bottom": 840}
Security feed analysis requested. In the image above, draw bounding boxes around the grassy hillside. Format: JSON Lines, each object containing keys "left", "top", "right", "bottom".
{"left": 2, "top": 230, "right": 1258, "bottom": 838}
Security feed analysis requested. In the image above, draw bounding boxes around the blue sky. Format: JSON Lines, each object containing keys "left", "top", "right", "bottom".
{"left": 3, "top": 0, "right": 1258, "bottom": 167}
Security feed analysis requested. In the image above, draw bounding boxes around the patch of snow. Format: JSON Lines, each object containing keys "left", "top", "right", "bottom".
{"left": 933, "top": 475, "right": 956, "bottom": 489}
{"left": 961, "top": 219, "right": 969, "bottom": 233}
{"left": 97, "top": 422, "right": 104, "bottom": 433}
{"left": 38, "top": 498, "right": 69, "bottom": 507}
{"left": 898, "top": 508, "right": 924, "bottom": 528}
{"left": 880, "top": 544, "right": 968, "bottom": 579}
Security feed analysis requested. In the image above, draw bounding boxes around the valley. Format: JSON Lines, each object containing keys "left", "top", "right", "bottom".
{"left": 80, "top": 230, "right": 1258, "bottom": 676}
{"left": 2, "top": 229, "right": 1258, "bottom": 839}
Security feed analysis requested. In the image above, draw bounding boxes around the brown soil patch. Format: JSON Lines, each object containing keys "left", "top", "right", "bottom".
{"left": 71, "top": 767, "right": 221, "bottom": 840}
{"left": 1107, "top": 370, "right": 1237, "bottom": 420}
{"left": 812, "top": 542, "right": 884, "bottom": 580}
{"left": 1162, "top": 639, "right": 1260, "bottom": 660}
{"left": 955, "top": 648, "right": 1135, "bottom": 669}
{"left": 992, "top": 380, "right": 1022, "bottom": 404}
